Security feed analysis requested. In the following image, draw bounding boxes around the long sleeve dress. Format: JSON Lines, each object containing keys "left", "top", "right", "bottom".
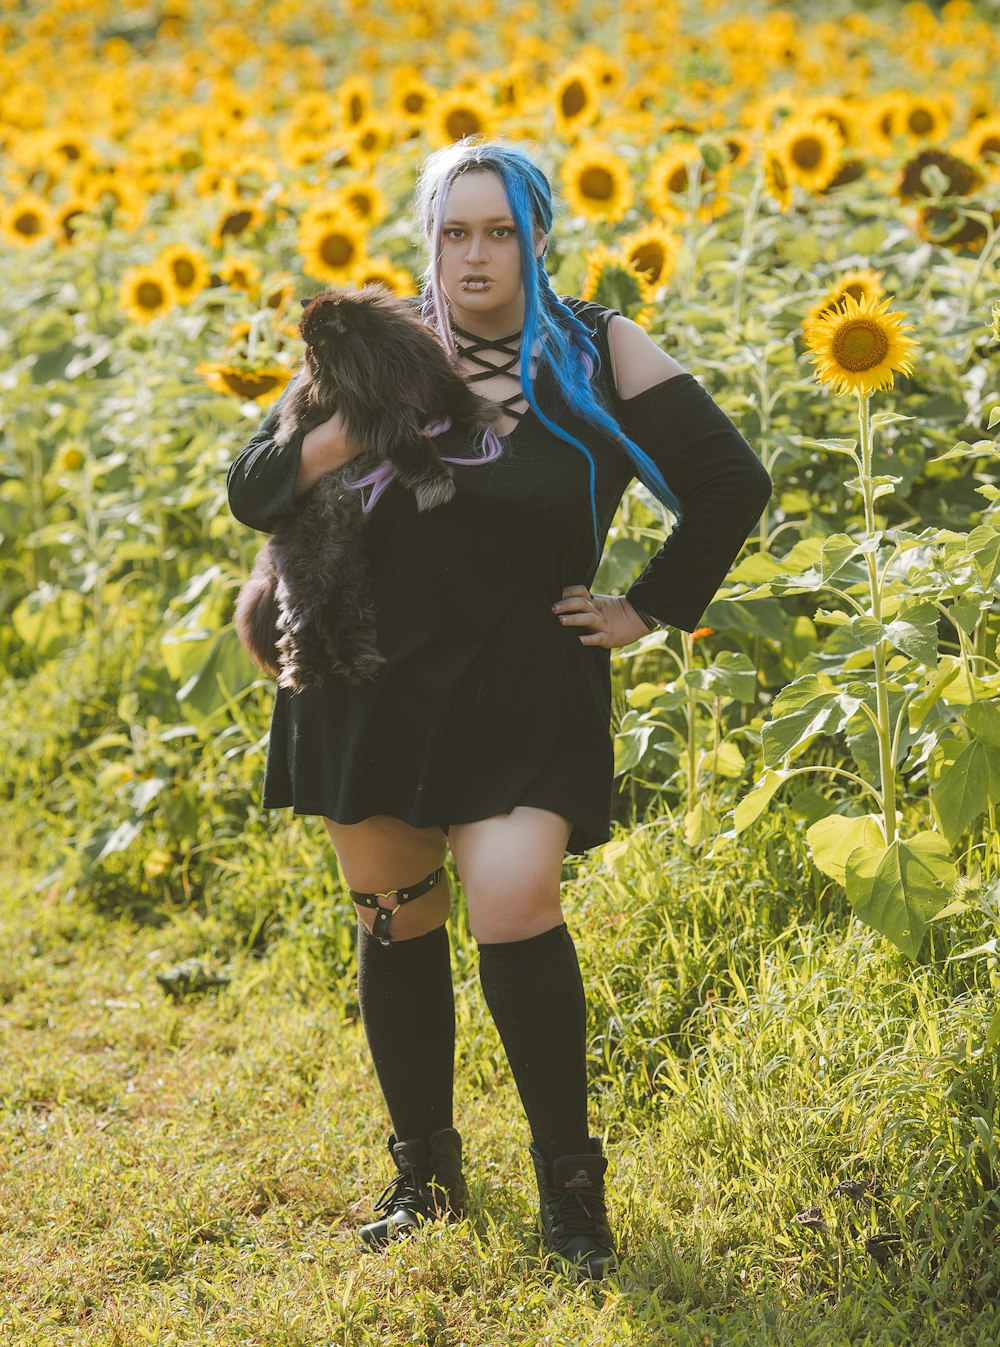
{"left": 226, "top": 295, "right": 772, "bottom": 855}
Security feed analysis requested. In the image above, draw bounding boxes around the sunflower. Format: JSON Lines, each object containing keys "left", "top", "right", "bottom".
{"left": 553, "top": 64, "right": 602, "bottom": 139}
{"left": 196, "top": 361, "right": 294, "bottom": 406}
{"left": 562, "top": 144, "right": 633, "bottom": 224}
{"left": 350, "top": 116, "right": 396, "bottom": 166}
{"left": 330, "top": 177, "right": 388, "bottom": 228}
{"left": 617, "top": 223, "right": 681, "bottom": 288}
{"left": 913, "top": 205, "right": 1000, "bottom": 255}
{"left": 299, "top": 215, "right": 370, "bottom": 284}
{"left": 0, "top": 192, "right": 55, "bottom": 246}
{"left": 215, "top": 255, "right": 262, "bottom": 294}
{"left": 754, "top": 139, "right": 790, "bottom": 207}
{"left": 804, "top": 292, "right": 917, "bottom": 399}
{"left": 427, "top": 89, "right": 496, "bottom": 147}
{"left": 894, "top": 94, "right": 951, "bottom": 144}
{"left": 952, "top": 116, "right": 1000, "bottom": 177}
{"left": 798, "top": 94, "right": 866, "bottom": 149}
{"left": 157, "top": 242, "right": 212, "bottom": 302}
{"left": 770, "top": 115, "right": 844, "bottom": 193}
{"left": 820, "top": 159, "right": 869, "bottom": 193}
{"left": 260, "top": 271, "right": 297, "bottom": 315}
{"left": 337, "top": 76, "right": 375, "bottom": 129}
{"left": 53, "top": 197, "right": 90, "bottom": 245}
{"left": 209, "top": 197, "right": 266, "bottom": 249}
{"left": 351, "top": 258, "right": 418, "bottom": 297}
{"left": 804, "top": 268, "right": 885, "bottom": 335}
{"left": 642, "top": 144, "right": 713, "bottom": 224}
{"left": 896, "top": 148, "right": 983, "bottom": 202}
{"left": 119, "top": 264, "right": 178, "bottom": 324}
{"left": 389, "top": 73, "right": 436, "bottom": 126}
{"left": 579, "top": 243, "right": 655, "bottom": 329}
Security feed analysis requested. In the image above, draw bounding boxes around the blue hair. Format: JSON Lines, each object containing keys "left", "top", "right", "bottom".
{"left": 349, "top": 135, "right": 684, "bottom": 564}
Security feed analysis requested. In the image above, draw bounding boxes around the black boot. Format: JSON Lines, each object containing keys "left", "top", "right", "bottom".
{"left": 529, "top": 1136, "right": 618, "bottom": 1281}
{"left": 359, "top": 1126, "right": 469, "bottom": 1249}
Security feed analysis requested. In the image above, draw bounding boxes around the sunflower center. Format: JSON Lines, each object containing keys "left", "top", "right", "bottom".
{"left": 137, "top": 281, "right": 166, "bottom": 310}
{"left": 791, "top": 135, "right": 823, "bottom": 170}
{"left": 320, "top": 232, "right": 356, "bottom": 267}
{"left": 832, "top": 318, "right": 889, "bottom": 371}
{"left": 348, "top": 94, "right": 365, "bottom": 124}
{"left": 221, "top": 209, "right": 251, "bottom": 236}
{"left": 908, "top": 108, "right": 933, "bottom": 135}
{"left": 631, "top": 242, "right": 664, "bottom": 281}
{"left": 578, "top": 166, "right": 615, "bottom": 201}
{"left": 561, "top": 80, "right": 588, "bottom": 118}
{"left": 222, "top": 370, "right": 282, "bottom": 399}
{"left": 668, "top": 166, "right": 689, "bottom": 194}
{"left": 404, "top": 92, "right": 425, "bottom": 113}
{"left": 173, "top": 259, "right": 196, "bottom": 286}
{"left": 446, "top": 107, "right": 482, "bottom": 140}
{"left": 15, "top": 211, "right": 42, "bottom": 236}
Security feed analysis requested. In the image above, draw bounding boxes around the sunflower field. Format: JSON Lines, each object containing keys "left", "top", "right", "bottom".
{"left": 2, "top": 0, "right": 1000, "bottom": 1341}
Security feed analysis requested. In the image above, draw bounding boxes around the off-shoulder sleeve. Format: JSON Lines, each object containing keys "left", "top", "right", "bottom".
{"left": 616, "top": 372, "right": 772, "bottom": 633}
{"left": 226, "top": 368, "right": 310, "bottom": 534}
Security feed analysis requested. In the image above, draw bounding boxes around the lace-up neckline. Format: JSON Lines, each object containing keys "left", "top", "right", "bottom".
{"left": 452, "top": 321, "right": 535, "bottom": 432}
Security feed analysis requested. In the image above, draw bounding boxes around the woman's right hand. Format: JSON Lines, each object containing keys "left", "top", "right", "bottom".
{"left": 293, "top": 408, "right": 368, "bottom": 498}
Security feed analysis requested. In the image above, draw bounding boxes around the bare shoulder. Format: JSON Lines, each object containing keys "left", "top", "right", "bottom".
{"left": 606, "top": 313, "right": 688, "bottom": 401}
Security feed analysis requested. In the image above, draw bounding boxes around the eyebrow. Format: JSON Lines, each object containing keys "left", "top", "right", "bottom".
{"left": 442, "top": 217, "right": 514, "bottom": 226}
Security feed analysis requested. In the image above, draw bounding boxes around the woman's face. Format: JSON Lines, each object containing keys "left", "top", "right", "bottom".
{"left": 438, "top": 169, "right": 546, "bottom": 331}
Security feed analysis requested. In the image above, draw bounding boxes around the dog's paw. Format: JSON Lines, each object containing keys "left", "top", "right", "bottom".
{"left": 413, "top": 474, "right": 457, "bottom": 512}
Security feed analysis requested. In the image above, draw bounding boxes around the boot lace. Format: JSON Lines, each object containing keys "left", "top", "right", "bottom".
{"left": 548, "top": 1187, "right": 611, "bottom": 1246}
{"left": 372, "top": 1168, "right": 433, "bottom": 1220}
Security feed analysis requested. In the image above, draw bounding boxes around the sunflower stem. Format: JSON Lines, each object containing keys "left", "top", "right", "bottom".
{"left": 857, "top": 392, "right": 897, "bottom": 846}
{"left": 731, "top": 169, "right": 764, "bottom": 329}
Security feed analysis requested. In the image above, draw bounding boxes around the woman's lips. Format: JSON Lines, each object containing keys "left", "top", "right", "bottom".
{"left": 462, "top": 279, "right": 491, "bottom": 290}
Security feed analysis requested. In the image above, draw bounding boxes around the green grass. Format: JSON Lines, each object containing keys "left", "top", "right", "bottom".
{"left": 2, "top": 806, "right": 998, "bottom": 1346}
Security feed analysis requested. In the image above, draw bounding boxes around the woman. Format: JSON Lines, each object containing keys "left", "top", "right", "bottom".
{"left": 227, "top": 137, "right": 772, "bottom": 1283}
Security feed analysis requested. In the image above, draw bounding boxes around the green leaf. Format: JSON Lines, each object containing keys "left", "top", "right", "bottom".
{"left": 929, "top": 738, "right": 997, "bottom": 846}
{"left": 683, "top": 651, "right": 758, "bottom": 703}
{"left": 870, "top": 412, "right": 915, "bottom": 429}
{"left": 806, "top": 436, "right": 859, "bottom": 457}
{"left": 733, "top": 768, "right": 787, "bottom": 834}
{"left": 928, "top": 438, "right": 1000, "bottom": 465}
{"left": 884, "top": 601, "right": 939, "bottom": 668}
{"left": 845, "top": 832, "right": 957, "bottom": 960}
{"left": 701, "top": 740, "right": 745, "bottom": 779}
{"left": 988, "top": 405, "right": 1000, "bottom": 431}
{"left": 176, "top": 627, "right": 258, "bottom": 726}
{"left": 987, "top": 1005, "right": 1000, "bottom": 1052}
{"left": 967, "top": 525, "right": 1000, "bottom": 586}
{"left": 626, "top": 681, "right": 669, "bottom": 710}
{"left": 806, "top": 812, "right": 885, "bottom": 885}
{"left": 964, "top": 699, "right": 1000, "bottom": 748}
{"left": 761, "top": 675, "right": 863, "bottom": 766}
{"left": 820, "top": 533, "right": 858, "bottom": 580}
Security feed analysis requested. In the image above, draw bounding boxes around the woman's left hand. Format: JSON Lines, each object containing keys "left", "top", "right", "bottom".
{"left": 551, "top": 585, "right": 653, "bottom": 650}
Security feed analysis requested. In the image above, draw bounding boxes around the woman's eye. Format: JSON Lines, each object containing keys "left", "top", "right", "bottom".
{"left": 445, "top": 227, "right": 515, "bottom": 238}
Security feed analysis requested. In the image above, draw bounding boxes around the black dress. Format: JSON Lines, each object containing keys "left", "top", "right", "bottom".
{"left": 226, "top": 296, "right": 772, "bottom": 855}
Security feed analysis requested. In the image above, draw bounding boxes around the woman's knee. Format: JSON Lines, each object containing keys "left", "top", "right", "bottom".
{"left": 448, "top": 806, "right": 571, "bottom": 944}
{"left": 322, "top": 813, "right": 451, "bottom": 942}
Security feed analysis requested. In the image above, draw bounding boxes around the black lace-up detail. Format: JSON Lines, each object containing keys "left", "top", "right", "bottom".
{"left": 452, "top": 322, "right": 534, "bottom": 427}
{"left": 371, "top": 1168, "right": 434, "bottom": 1221}
{"left": 547, "top": 1186, "right": 611, "bottom": 1243}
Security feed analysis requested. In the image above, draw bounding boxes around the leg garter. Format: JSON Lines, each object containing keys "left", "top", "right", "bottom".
{"left": 349, "top": 865, "right": 446, "bottom": 946}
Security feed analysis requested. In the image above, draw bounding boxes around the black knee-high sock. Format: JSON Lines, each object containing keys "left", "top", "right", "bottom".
{"left": 476, "top": 922, "right": 590, "bottom": 1164}
{"left": 356, "top": 921, "right": 456, "bottom": 1142}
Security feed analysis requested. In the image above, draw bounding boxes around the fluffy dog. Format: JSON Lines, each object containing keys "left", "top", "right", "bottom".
{"left": 233, "top": 285, "right": 504, "bottom": 692}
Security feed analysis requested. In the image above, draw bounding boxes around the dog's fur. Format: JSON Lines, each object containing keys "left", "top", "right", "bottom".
{"left": 233, "top": 286, "right": 504, "bottom": 692}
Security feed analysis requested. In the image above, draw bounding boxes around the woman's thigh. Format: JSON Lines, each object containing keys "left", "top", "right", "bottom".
{"left": 322, "top": 814, "right": 451, "bottom": 941}
{"left": 448, "top": 806, "right": 572, "bottom": 944}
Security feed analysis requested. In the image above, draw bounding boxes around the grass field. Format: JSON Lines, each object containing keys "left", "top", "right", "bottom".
{"left": 3, "top": 812, "right": 998, "bottom": 1344}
